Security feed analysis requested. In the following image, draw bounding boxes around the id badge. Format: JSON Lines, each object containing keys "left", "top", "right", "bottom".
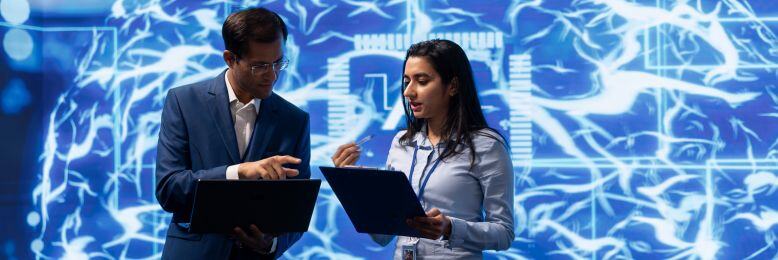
{"left": 401, "top": 244, "right": 416, "bottom": 260}
{"left": 401, "top": 237, "right": 419, "bottom": 260}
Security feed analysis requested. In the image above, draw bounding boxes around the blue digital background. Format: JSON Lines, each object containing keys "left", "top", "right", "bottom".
{"left": 1, "top": 0, "right": 777, "bottom": 259}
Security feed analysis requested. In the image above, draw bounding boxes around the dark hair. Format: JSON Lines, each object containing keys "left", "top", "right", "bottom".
{"left": 222, "top": 7, "right": 288, "bottom": 58}
{"left": 400, "top": 39, "right": 503, "bottom": 167}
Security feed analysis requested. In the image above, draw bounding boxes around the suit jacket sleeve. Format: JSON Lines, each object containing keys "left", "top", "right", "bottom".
{"left": 272, "top": 112, "right": 311, "bottom": 258}
{"left": 155, "top": 89, "right": 228, "bottom": 216}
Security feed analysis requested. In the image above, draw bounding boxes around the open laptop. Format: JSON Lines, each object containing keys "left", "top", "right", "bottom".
{"left": 188, "top": 179, "right": 321, "bottom": 234}
{"left": 320, "top": 166, "right": 426, "bottom": 237}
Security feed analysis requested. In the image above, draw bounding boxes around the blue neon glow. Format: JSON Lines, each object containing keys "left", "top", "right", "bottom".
{"left": 1, "top": 78, "right": 30, "bottom": 114}
{"left": 0, "top": 0, "right": 29, "bottom": 25}
{"left": 2, "top": 28, "right": 32, "bottom": 61}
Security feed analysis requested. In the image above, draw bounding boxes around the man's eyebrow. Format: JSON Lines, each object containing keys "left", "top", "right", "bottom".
{"left": 250, "top": 56, "right": 285, "bottom": 65}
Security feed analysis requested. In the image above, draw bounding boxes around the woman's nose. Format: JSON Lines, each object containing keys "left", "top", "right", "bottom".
{"left": 403, "top": 85, "right": 414, "bottom": 98}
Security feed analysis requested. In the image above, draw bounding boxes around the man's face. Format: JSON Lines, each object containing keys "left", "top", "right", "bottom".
{"left": 230, "top": 37, "right": 284, "bottom": 99}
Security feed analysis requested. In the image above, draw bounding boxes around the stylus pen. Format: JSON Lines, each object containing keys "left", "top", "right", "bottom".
{"left": 356, "top": 134, "right": 374, "bottom": 147}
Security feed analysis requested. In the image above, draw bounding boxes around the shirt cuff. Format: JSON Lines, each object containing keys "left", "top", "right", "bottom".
{"left": 256, "top": 237, "right": 277, "bottom": 254}
{"left": 226, "top": 164, "right": 240, "bottom": 180}
{"left": 447, "top": 216, "right": 467, "bottom": 248}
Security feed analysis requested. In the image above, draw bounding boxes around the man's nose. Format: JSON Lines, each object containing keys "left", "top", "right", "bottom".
{"left": 263, "top": 68, "right": 278, "bottom": 82}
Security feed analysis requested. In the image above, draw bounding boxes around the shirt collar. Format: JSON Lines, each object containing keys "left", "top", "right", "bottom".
{"left": 413, "top": 123, "right": 438, "bottom": 150}
{"left": 413, "top": 123, "right": 457, "bottom": 151}
{"left": 225, "top": 69, "right": 260, "bottom": 114}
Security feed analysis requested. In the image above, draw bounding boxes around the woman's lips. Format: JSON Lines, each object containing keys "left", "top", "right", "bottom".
{"left": 410, "top": 102, "right": 422, "bottom": 112}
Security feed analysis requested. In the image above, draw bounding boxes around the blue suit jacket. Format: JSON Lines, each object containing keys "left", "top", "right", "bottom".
{"left": 156, "top": 70, "right": 311, "bottom": 259}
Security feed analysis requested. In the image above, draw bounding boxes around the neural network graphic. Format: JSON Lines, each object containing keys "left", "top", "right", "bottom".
{"left": 7, "top": 0, "right": 777, "bottom": 259}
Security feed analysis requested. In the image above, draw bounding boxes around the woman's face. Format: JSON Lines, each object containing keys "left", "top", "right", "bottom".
{"left": 403, "top": 56, "right": 456, "bottom": 123}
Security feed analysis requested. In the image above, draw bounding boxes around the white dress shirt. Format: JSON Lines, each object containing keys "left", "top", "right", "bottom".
{"left": 225, "top": 70, "right": 260, "bottom": 179}
{"left": 223, "top": 70, "right": 277, "bottom": 254}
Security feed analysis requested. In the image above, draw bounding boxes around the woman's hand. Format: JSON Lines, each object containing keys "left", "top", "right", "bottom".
{"left": 331, "top": 142, "right": 361, "bottom": 167}
{"left": 406, "top": 208, "right": 452, "bottom": 240}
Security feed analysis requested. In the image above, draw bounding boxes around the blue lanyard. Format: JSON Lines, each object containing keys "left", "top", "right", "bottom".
{"left": 407, "top": 144, "right": 446, "bottom": 203}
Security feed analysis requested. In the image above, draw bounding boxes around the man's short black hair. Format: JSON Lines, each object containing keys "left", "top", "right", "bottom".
{"left": 222, "top": 7, "right": 288, "bottom": 58}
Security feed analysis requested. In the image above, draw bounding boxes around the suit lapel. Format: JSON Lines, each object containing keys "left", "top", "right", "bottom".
{"left": 243, "top": 93, "right": 279, "bottom": 162}
{"left": 207, "top": 70, "right": 241, "bottom": 164}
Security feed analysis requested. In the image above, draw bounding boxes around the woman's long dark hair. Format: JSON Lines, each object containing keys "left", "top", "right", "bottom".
{"left": 399, "top": 39, "right": 502, "bottom": 167}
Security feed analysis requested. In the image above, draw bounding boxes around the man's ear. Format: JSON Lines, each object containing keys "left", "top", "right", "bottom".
{"left": 448, "top": 78, "right": 459, "bottom": 96}
{"left": 223, "top": 50, "right": 236, "bottom": 69}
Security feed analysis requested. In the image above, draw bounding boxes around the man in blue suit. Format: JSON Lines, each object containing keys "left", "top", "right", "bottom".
{"left": 155, "top": 7, "right": 310, "bottom": 259}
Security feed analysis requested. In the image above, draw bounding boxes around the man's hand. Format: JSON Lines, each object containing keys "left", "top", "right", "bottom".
{"left": 406, "top": 208, "right": 452, "bottom": 240}
{"left": 238, "top": 155, "right": 301, "bottom": 180}
{"left": 233, "top": 224, "right": 274, "bottom": 253}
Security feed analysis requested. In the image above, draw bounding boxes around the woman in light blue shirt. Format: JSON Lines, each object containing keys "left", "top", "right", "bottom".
{"left": 332, "top": 39, "right": 515, "bottom": 259}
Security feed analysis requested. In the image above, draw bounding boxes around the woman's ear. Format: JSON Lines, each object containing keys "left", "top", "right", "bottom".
{"left": 448, "top": 78, "right": 459, "bottom": 96}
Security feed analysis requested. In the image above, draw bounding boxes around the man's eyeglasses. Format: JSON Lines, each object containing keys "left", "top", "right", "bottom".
{"left": 234, "top": 54, "right": 290, "bottom": 75}
{"left": 250, "top": 58, "right": 289, "bottom": 75}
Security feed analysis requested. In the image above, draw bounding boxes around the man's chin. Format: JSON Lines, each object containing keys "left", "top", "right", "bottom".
{"left": 254, "top": 90, "right": 273, "bottom": 99}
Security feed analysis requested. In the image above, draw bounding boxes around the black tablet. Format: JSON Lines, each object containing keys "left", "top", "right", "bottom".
{"left": 188, "top": 179, "right": 321, "bottom": 234}
{"left": 320, "top": 166, "right": 426, "bottom": 237}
